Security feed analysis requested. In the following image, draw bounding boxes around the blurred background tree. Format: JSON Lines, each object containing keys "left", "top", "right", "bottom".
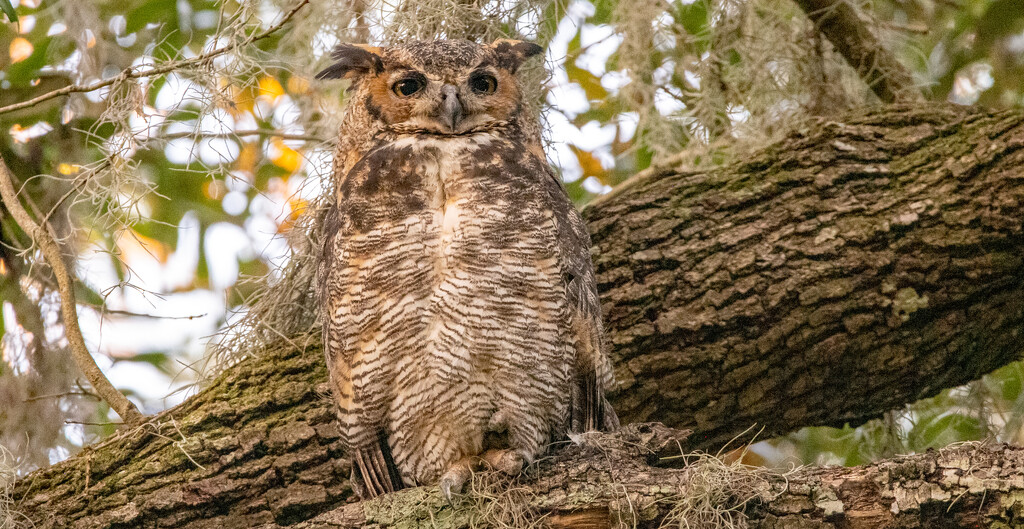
{"left": 0, "top": 0, "right": 1022, "bottom": 475}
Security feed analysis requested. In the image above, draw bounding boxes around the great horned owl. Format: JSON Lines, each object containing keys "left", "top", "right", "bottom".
{"left": 316, "top": 39, "right": 618, "bottom": 500}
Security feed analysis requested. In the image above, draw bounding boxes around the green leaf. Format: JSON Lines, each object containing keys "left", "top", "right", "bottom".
{"left": 74, "top": 281, "right": 107, "bottom": 308}
{"left": 672, "top": 0, "right": 709, "bottom": 37}
{"left": 117, "top": 351, "right": 170, "bottom": 372}
{"left": 910, "top": 413, "right": 984, "bottom": 449}
{"left": 0, "top": 0, "right": 17, "bottom": 23}
{"left": 589, "top": 0, "right": 616, "bottom": 24}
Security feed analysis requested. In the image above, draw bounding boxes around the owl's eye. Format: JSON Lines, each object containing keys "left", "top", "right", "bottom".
{"left": 469, "top": 72, "right": 497, "bottom": 94}
{"left": 392, "top": 77, "right": 424, "bottom": 97}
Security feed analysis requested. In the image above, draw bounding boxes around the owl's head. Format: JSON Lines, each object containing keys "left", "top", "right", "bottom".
{"left": 316, "top": 39, "right": 542, "bottom": 136}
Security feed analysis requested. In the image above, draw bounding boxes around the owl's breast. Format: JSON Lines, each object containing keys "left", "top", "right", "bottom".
{"left": 332, "top": 132, "right": 573, "bottom": 483}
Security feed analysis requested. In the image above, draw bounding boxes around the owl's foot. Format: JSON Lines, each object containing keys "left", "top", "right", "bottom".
{"left": 480, "top": 448, "right": 526, "bottom": 475}
{"left": 439, "top": 456, "right": 475, "bottom": 504}
{"left": 438, "top": 449, "right": 528, "bottom": 504}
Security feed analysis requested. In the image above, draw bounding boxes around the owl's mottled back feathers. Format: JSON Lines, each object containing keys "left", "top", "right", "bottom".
{"left": 316, "top": 39, "right": 617, "bottom": 499}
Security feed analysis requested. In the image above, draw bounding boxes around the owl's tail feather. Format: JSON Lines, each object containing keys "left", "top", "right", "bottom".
{"left": 351, "top": 434, "right": 405, "bottom": 499}
{"left": 572, "top": 371, "right": 620, "bottom": 433}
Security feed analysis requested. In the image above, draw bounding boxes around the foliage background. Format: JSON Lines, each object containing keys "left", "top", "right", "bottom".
{"left": 0, "top": 0, "right": 1023, "bottom": 474}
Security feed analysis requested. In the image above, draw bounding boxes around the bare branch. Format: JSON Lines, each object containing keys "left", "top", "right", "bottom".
{"left": 0, "top": 157, "right": 144, "bottom": 425}
{"left": 793, "top": 0, "right": 923, "bottom": 103}
{"left": 156, "top": 129, "right": 331, "bottom": 143}
{"left": 0, "top": 0, "right": 311, "bottom": 117}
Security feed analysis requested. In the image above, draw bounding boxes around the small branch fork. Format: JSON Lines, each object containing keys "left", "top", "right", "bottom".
{"left": 0, "top": 0, "right": 311, "bottom": 116}
{"left": 793, "top": 0, "right": 923, "bottom": 104}
{"left": 0, "top": 157, "right": 144, "bottom": 425}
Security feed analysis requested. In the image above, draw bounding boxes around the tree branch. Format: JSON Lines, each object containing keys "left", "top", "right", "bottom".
{"left": 591, "top": 103, "right": 1024, "bottom": 449}
{"left": 0, "top": 158, "right": 143, "bottom": 425}
{"left": 155, "top": 129, "right": 330, "bottom": 143}
{"left": 0, "top": 0, "right": 310, "bottom": 116}
{"left": 284, "top": 424, "right": 1024, "bottom": 529}
{"left": 793, "top": 0, "right": 923, "bottom": 103}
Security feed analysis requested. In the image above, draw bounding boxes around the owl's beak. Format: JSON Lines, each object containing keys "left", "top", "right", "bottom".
{"left": 439, "top": 84, "right": 464, "bottom": 133}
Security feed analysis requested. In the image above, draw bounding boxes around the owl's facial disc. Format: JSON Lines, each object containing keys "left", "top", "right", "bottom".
{"left": 316, "top": 40, "right": 543, "bottom": 136}
{"left": 381, "top": 68, "right": 507, "bottom": 135}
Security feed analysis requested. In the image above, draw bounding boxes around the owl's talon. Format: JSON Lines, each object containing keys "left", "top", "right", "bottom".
{"left": 439, "top": 457, "right": 474, "bottom": 504}
{"left": 440, "top": 477, "right": 462, "bottom": 505}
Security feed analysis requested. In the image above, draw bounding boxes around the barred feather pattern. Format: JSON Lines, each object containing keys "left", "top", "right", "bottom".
{"left": 319, "top": 131, "right": 616, "bottom": 489}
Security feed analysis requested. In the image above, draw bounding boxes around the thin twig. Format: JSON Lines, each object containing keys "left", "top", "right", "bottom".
{"left": 0, "top": 156, "right": 145, "bottom": 425}
{"left": 96, "top": 307, "right": 210, "bottom": 320}
{"left": 0, "top": 0, "right": 311, "bottom": 116}
{"left": 157, "top": 129, "right": 330, "bottom": 143}
{"left": 23, "top": 390, "right": 102, "bottom": 403}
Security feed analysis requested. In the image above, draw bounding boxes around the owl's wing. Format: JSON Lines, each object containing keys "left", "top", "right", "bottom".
{"left": 539, "top": 168, "right": 620, "bottom": 433}
{"left": 318, "top": 204, "right": 404, "bottom": 498}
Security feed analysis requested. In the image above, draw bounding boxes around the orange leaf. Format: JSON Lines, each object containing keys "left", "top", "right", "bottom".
{"left": 235, "top": 142, "right": 259, "bottom": 174}
{"left": 9, "top": 37, "right": 32, "bottom": 63}
{"left": 287, "top": 75, "right": 310, "bottom": 95}
{"left": 569, "top": 145, "right": 607, "bottom": 180}
{"left": 119, "top": 229, "right": 170, "bottom": 263}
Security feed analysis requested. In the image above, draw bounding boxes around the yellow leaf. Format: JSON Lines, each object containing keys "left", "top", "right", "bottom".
{"left": 57, "top": 163, "right": 81, "bottom": 175}
{"left": 258, "top": 76, "right": 285, "bottom": 102}
{"left": 269, "top": 139, "right": 302, "bottom": 172}
{"left": 565, "top": 61, "right": 608, "bottom": 101}
{"left": 9, "top": 37, "right": 33, "bottom": 63}
{"left": 278, "top": 197, "right": 308, "bottom": 234}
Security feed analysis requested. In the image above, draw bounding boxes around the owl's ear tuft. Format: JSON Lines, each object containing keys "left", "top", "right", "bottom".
{"left": 315, "top": 44, "right": 385, "bottom": 84}
{"left": 489, "top": 39, "right": 543, "bottom": 74}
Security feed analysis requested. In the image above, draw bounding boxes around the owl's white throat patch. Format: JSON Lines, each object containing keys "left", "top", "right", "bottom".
{"left": 391, "top": 132, "right": 494, "bottom": 153}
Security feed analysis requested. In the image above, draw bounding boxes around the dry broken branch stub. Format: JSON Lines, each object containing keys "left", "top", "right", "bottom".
{"left": 11, "top": 103, "right": 1024, "bottom": 528}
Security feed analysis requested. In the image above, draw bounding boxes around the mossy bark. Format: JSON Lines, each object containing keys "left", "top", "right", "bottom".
{"left": 283, "top": 424, "right": 1024, "bottom": 529}
{"left": 12, "top": 103, "right": 1024, "bottom": 528}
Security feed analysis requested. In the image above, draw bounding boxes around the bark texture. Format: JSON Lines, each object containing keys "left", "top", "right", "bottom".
{"left": 592, "top": 104, "right": 1024, "bottom": 449}
{"left": 280, "top": 424, "right": 1024, "bottom": 529}
{"left": 11, "top": 103, "right": 1024, "bottom": 528}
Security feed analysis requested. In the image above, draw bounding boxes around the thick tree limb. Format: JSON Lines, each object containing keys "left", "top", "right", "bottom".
{"left": 793, "top": 0, "right": 922, "bottom": 103}
{"left": 11, "top": 103, "right": 1024, "bottom": 528}
{"left": 592, "top": 104, "right": 1024, "bottom": 449}
{"left": 278, "top": 424, "right": 1024, "bottom": 529}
